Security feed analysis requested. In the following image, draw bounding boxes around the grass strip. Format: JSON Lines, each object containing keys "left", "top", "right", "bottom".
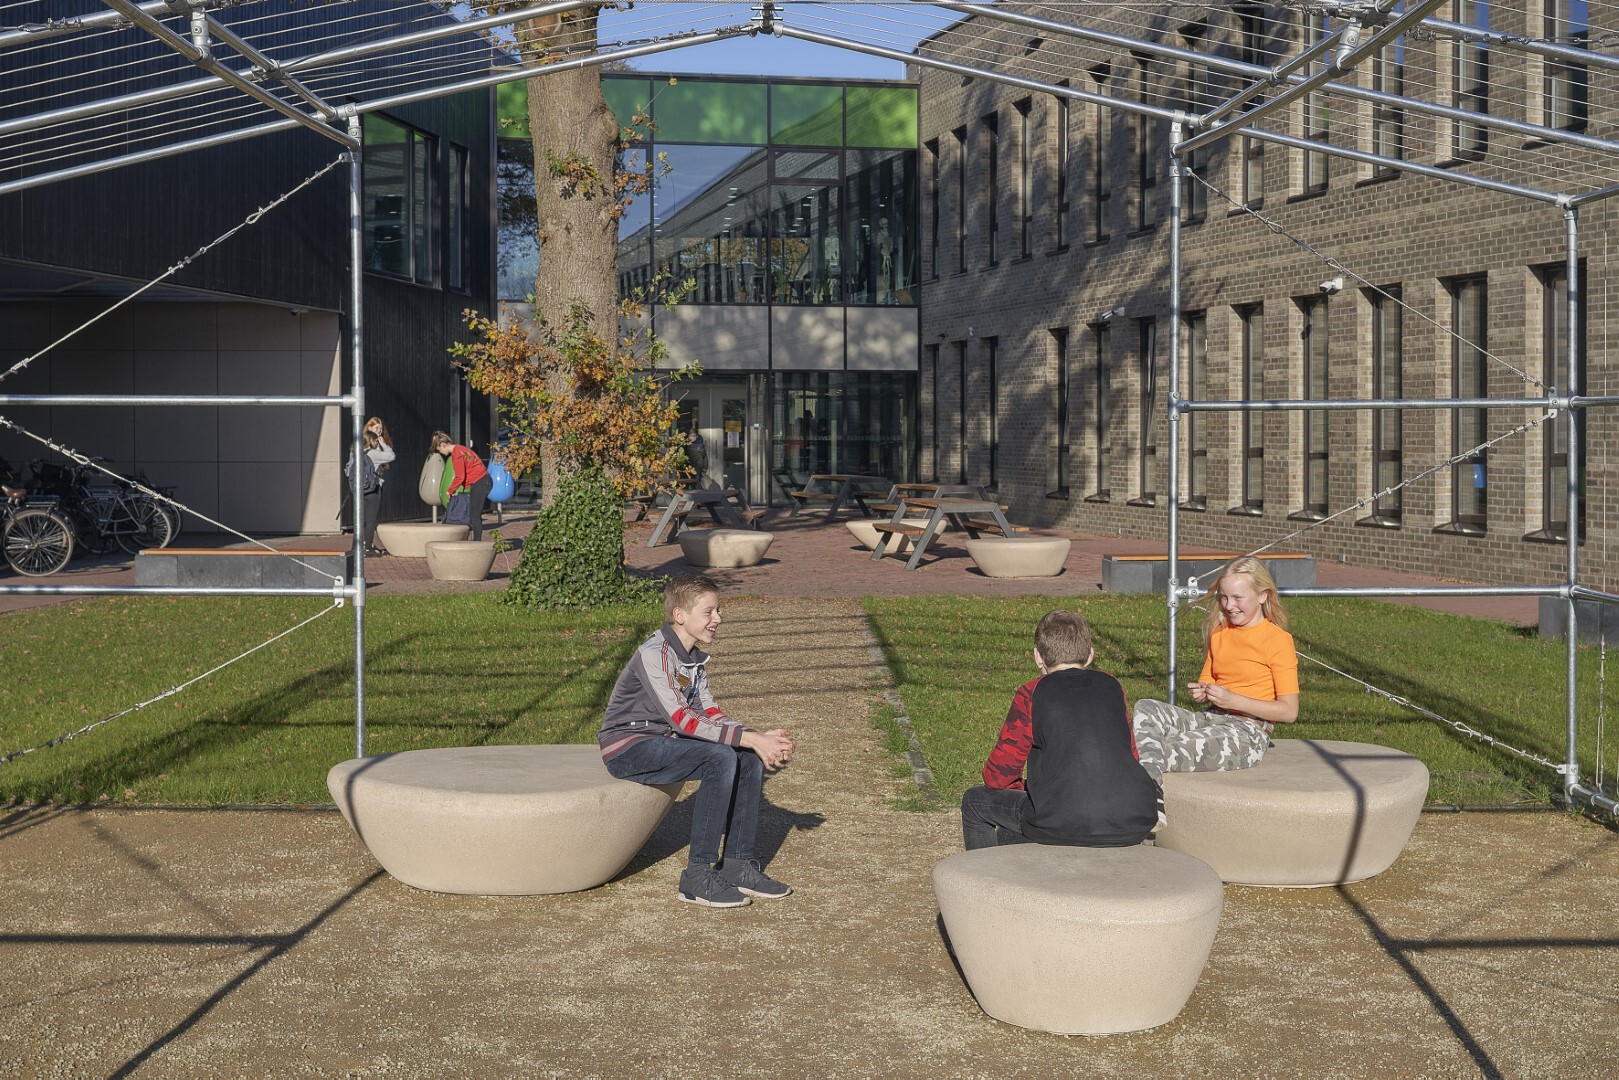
{"left": 0, "top": 594, "right": 659, "bottom": 805}
{"left": 863, "top": 594, "right": 1607, "bottom": 808}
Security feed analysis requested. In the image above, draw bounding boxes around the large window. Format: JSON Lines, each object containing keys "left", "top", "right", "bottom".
{"left": 1132, "top": 317, "right": 1157, "bottom": 505}
{"left": 769, "top": 372, "right": 915, "bottom": 485}
{"left": 1303, "top": 13, "right": 1331, "bottom": 193}
{"left": 954, "top": 126, "right": 968, "bottom": 273}
{"left": 1051, "top": 328, "right": 1071, "bottom": 497}
{"left": 605, "top": 78, "right": 918, "bottom": 309}
{"left": 1235, "top": 6, "right": 1265, "bottom": 208}
{"left": 1299, "top": 296, "right": 1329, "bottom": 518}
{"left": 1090, "top": 321, "right": 1112, "bottom": 501}
{"left": 1448, "top": 276, "right": 1489, "bottom": 532}
{"left": 1182, "top": 25, "right": 1209, "bottom": 222}
{"left": 956, "top": 340, "right": 969, "bottom": 483}
{"left": 1236, "top": 304, "right": 1264, "bottom": 513}
{"left": 1090, "top": 66, "right": 1111, "bottom": 243}
{"left": 983, "top": 112, "right": 1000, "bottom": 266}
{"left": 1133, "top": 57, "right": 1157, "bottom": 231}
{"left": 1367, "top": 287, "right": 1404, "bottom": 525}
{"left": 1015, "top": 99, "right": 1032, "bottom": 259}
{"left": 1545, "top": 0, "right": 1590, "bottom": 130}
{"left": 925, "top": 138, "right": 940, "bottom": 280}
{"left": 1183, "top": 312, "right": 1208, "bottom": 510}
{"left": 1453, "top": 0, "right": 1490, "bottom": 158}
{"left": 364, "top": 115, "right": 436, "bottom": 285}
{"left": 1372, "top": 33, "right": 1405, "bottom": 171}
{"left": 1540, "top": 265, "right": 1586, "bottom": 539}
{"left": 985, "top": 337, "right": 999, "bottom": 488}
{"left": 925, "top": 344, "right": 940, "bottom": 481}
{"left": 447, "top": 144, "right": 468, "bottom": 290}
{"left": 1053, "top": 94, "right": 1071, "bottom": 249}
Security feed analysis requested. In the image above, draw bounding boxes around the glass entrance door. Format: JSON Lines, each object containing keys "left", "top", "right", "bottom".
{"left": 677, "top": 385, "right": 749, "bottom": 494}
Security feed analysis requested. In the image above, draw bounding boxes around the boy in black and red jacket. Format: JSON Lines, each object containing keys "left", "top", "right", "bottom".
{"left": 961, "top": 610, "right": 1161, "bottom": 849}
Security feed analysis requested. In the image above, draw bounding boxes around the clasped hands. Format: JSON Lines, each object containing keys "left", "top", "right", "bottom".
{"left": 742, "top": 728, "right": 796, "bottom": 770}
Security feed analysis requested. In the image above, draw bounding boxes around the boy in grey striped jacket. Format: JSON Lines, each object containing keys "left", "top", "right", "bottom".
{"left": 600, "top": 574, "right": 797, "bottom": 908}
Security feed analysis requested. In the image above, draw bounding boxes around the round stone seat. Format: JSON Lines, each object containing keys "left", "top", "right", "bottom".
{"left": 678, "top": 528, "right": 774, "bottom": 568}
{"left": 327, "top": 745, "right": 682, "bottom": 895}
{"left": 964, "top": 536, "right": 1071, "bottom": 578}
{"left": 424, "top": 539, "right": 496, "bottom": 581}
{"left": 374, "top": 521, "right": 469, "bottom": 558}
{"left": 846, "top": 518, "right": 930, "bottom": 555}
{"left": 1157, "top": 738, "right": 1430, "bottom": 887}
{"left": 933, "top": 843, "right": 1223, "bottom": 1035}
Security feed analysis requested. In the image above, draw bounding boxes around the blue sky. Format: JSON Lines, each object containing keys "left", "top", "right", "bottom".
{"left": 597, "top": 5, "right": 953, "bottom": 80}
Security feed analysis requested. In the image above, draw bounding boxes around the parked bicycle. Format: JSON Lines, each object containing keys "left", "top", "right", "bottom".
{"left": 0, "top": 480, "right": 74, "bottom": 576}
{"left": 27, "top": 457, "right": 174, "bottom": 556}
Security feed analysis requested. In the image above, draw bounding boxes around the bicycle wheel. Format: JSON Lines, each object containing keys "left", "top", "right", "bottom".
{"left": 115, "top": 497, "right": 173, "bottom": 554}
{"left": 4, "top": 508, "right": 74, "bottom": 576}
{"left": 64, "top": 504, "right": 113, "bottom": 557}
{"left": 156, "top": 499, "right": 182, "bottom": 545}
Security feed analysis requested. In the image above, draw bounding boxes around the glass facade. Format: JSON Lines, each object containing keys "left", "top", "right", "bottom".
{"left": 606, "top": 76, "right": 919, "bottom": 308}
{"left": 496, "top": 75, "right": 921, "bottom": 505}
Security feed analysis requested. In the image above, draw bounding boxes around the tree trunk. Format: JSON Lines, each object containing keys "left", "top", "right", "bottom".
{"left": 518, "top": 8, "right": 620, "bottom": 505}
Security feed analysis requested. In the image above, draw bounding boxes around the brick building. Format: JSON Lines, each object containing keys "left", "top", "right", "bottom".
{"left": 910, "top": 2, "right": 1615, "bottom": 587}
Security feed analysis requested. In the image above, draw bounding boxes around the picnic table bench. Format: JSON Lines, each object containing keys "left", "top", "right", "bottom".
{"left": 871, "top": 496, "right": 1022, "bottom": 570}
{"left": 787, "top": 474, "right": 890, "bottom": 521}
{"left": 646, "top": 488, "right": 764, "bottom": 547}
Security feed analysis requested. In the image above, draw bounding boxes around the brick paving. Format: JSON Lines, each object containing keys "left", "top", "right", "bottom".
{"left": 1, "top": 505, "right": 1543, "bottom": 625}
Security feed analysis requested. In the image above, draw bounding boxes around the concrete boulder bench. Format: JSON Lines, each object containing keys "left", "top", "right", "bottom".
{"left": 678, "top": 528, "right": 774, "bottom": 568}
{"left": 964, "top": 536, "right": 1071, "bottom": 578}
{"left": 846, "top": 518, "right": 930, "bottom": 555}
{"left": 327, "top": 745, "right": 682, "bottom": 895}
{"left": 934, "top": 843, "right": 1223, "bottom": 1035}
{"left": 424, "top": 539, "right": 496, "bottom": 581}
{"left": 374, "top": 522, "right": 469, "bottom": 558}
{"left": 1157, "top": 738, "right": 1429, "bottom": 887}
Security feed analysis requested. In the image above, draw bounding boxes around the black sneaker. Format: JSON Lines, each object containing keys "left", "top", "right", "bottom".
{"left": 678, "top": 865, "right": 751, "bottom": 908}
{"left": 718, "top": 858, "right": 792, "bottom": 899}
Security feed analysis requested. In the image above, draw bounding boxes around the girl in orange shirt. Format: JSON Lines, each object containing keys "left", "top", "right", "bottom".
{"left": 1133, "top": 556, "right": 1300, "bottom": 780}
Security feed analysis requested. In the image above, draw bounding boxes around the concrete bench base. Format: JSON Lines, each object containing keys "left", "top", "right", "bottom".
{"left": 846, "top": 518, "right": 930, "bottom": 555}
{"left": 965, "top": 537, "right": 1071, "bottom": 578}
{"left": 374, "top": 522, "right": 469, "bottom": 558}
{"left": 327, "top": 745, "right": 682, "bottom": 895}
{"left": 1101, "top": 554, "right": 1315, "bottom": 594}
{"left": 934, "top": 844, "right": 1223, "bottom": 1035}
{"left": 425, "top": 540, "right": 496, "bottom": 581}
{"left": 135, "top": 548, "right": 347, "bottom": 587}
{"left": 1158, "top": 739, "right": 1429, "bottom": 887}
{"left": 678, "top": 528, "right": 774, "bottom": 568}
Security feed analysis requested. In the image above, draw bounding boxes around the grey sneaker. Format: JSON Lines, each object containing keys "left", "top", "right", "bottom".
{"left": 718, "top": 858, "right": 792, "bottom": 899}
{"left": 678, "top": 865, "right": 751, "bottom": 908}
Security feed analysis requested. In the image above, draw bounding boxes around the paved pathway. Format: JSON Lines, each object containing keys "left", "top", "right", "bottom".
{"left": 1, "top": 597, "right": 1615, "bottom": 1076}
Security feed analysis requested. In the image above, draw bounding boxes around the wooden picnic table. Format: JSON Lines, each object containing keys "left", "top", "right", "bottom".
{"left": 645, "top": 488, "right": 762, "bottom": 546}
{"left": 870, "top": 496, "right": 1021, "bottom": 570}
{"left": 787, "top": 473, "right": 890, "bottom": 521}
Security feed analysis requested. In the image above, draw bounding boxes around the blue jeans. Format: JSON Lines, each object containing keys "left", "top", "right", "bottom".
{"left": 605, "top": 735, "right": 763, "bottom": 867}
{"left": 960, "top": 785, "right": 1037, "bottom": 850}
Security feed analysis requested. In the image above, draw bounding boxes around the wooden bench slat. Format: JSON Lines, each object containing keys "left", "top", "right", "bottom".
{"left": 147, "top": 548, "right": 341, "bottom": 557}
{"left": 873, "top": 523, "right": 927, "bottom": 536}
{"left": 962, "top": 519, "right": 1029, "bottom": 534}
{"left": 790, "top": 491, "right": 837, "bottom": 501}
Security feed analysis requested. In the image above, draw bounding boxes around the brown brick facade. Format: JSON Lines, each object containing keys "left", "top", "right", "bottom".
{"left": 913, "top": 3, "right": 1617, "bottom": 587}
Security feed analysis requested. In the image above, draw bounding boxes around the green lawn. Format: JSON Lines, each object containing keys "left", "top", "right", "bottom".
{"left": 864, "top": 594, "right": 1605, "bottom": 808}
{"left": 0, "top": 595, "right": 660, "bottom": 805}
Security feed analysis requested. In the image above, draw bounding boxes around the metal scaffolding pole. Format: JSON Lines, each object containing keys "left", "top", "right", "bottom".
{"left": 1564, "top": 206, "right": 1585, "bottom": 813}
{"left": 1167, "top": 124, "right": 1184, "bottom": 706}
{"left": 347, "top": 113, "right": 367, "bottom": 761}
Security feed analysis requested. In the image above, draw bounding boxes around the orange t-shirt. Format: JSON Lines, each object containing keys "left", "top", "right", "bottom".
{"left": 1198, "top": 618, "right": 1299, "bottom": 703}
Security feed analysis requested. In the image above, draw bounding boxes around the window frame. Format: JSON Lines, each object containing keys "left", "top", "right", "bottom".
{"left": 1088, "top": 321, "right": 1112, "bottom": 502}
{"left": 1443, "top": 275, "right": 1489, "bottom": 534}
{"left": 1234, "top": 304, "right": 1265, "bottom": 515}
{"left": 1363, "top": 287, "right": 1404, "bottom": 527}
{"left": 1182, "top": 311, "right": 1208, "bottom": 510}
{"left": 1297, "top": 295, "right": 1330, "bottom": 520}
{"left": 1130, "top": 317, "right": 1158, "bottom": 506}
{"left": 1050, "top": 328, "right": 1071, "bottom": 498}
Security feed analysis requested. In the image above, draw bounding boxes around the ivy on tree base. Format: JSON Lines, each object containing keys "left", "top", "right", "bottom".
{"left": 503, "top": 465, "right": 661, "bottom": 609}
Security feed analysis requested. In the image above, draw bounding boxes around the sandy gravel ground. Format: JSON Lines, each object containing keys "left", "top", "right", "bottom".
{"left": 2, "top": 598, "right": 1617, "bottom": 1078}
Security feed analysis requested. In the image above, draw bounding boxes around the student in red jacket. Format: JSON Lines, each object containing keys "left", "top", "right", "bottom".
{"left": 961, "top": 609, "right": 1161, "bottom": 850}
{"left": 431, "top": 431, "right": 492, "bottom": 541}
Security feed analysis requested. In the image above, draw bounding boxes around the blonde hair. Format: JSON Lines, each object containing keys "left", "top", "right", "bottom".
{"left": 1203, "top": 556, "right": 1288, "bottom": 652}
{"left": 366, "top": 416, "right": 392, "bottom": 446}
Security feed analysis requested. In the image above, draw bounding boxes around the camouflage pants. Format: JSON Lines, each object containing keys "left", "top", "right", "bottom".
{"left": 1131, "top": 699, "right": 1273, "bottom": 780}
